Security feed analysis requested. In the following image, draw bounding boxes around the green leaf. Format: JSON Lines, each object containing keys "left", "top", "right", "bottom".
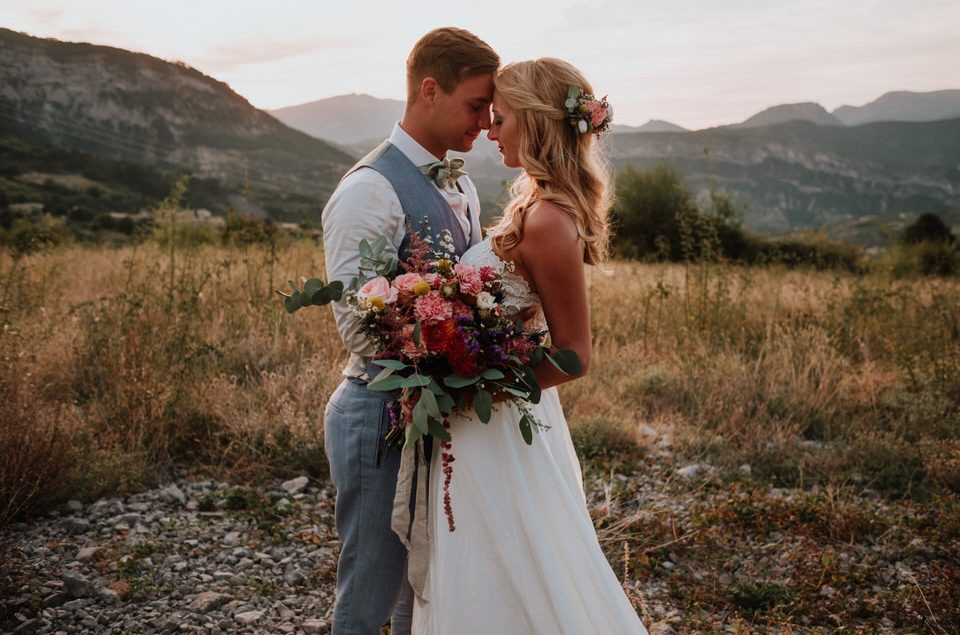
{"left": 418, "top": 388, "right": 441, "bottom": 420}
{"left": 406, "top": 424, "right": 422, "bottom": 447}
{"left": 474, "top": 389, "right": 492, "bottom": 423}
{"left": 358, "top": 240, "right": 372, "bottom": 259}
{"left": 283, "top": 293, "right": 303, "bottom": 313}
{"left": 519, "top": 414, "right": 533, "bottom": 445}
{"left": 369, "top": 366, "right": 395, "bottom": 385}
{"left": 546, "top": 349, "right": 582, "bottom": 375}
{"left": 481, "top": 368, "right": 505, "bottom": 380}
{"left": 367, "top": 374, "right": 407, "bottom": 391}
{"left": 444, "top": 374, "right": 481, "bottom": 389}
{"left": 435, "top": 391, "right": 456, "bottom": 413}
{"left": 372, "top": 359, "right": 408, "bottom": 370}
{"left": 401, "top": 375, "right": 431, "bottom": 388}
{"left": 412, "top": 321, "right": 421, "bottom": 346}
{"left": 502, "top": 387, "right": 529, "bottom": 398}
{"left": 371, "top": 235, "right": 388, "bottom": 253}
{"left": 412, "top": 397, "right": 430, "bottom": 435}
{"left": 427, "top": 417, "right": 451, "bottom": 442}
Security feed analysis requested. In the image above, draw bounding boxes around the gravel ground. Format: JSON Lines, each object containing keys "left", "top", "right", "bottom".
{"left": 2, "top": 425, "right": 957, "bottom": 634}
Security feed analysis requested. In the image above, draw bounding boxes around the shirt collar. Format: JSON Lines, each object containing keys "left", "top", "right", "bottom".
{"left": 389, "top": 122, "right": 443, "bottom": 167}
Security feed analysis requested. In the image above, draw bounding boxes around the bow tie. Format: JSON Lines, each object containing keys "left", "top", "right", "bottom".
{"left": 421, "top": 157, "right": 467, "bottom": 189}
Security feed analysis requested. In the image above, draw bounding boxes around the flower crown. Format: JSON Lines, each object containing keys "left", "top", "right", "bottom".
{"left": 564, "top": 85, "right": 613, "bottom": 135}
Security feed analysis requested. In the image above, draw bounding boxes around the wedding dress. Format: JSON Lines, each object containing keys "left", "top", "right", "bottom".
{"left": 412, "top": 238, "right": 647, "bottom": 634}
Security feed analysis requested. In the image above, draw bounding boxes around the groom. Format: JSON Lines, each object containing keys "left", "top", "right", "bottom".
{"left": 321, "top": 27, "right": 498, "bottom": 635}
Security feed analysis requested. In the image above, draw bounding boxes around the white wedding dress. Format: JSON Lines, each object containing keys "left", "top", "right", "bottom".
{"left": 412, "top": 238, "right": 647, "bottom": 634}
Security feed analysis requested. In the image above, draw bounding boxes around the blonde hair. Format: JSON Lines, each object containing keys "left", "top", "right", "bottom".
{"left": 490, "top": 58, "right": 613, "bottom": 266}
{"left": 406, "top": 27, "right": 499, "bottom": 102}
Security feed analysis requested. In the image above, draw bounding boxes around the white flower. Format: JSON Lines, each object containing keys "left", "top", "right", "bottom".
{"left": 476, "top": 291, "right": 496, "bottom": 310}
{"left": 578, "top": 119, "right": 588, "bottom": 134}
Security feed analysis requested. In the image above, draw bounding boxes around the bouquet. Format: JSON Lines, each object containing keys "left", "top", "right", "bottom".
{"left": 280, "top": 226, "right": 580, "bottom": 529}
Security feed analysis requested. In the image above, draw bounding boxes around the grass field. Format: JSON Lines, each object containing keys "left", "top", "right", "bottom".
{"left": 2, "top": 239, "right": 958, "bottom": 630}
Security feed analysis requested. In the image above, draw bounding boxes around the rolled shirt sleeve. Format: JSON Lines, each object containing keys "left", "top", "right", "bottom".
{"left": 322, "top": 168, "right": 407, "bottom": 376}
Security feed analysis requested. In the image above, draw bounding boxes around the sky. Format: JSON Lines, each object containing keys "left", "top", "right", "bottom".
{"left": 2, "top": 0, "right": 958, "bottom": 130}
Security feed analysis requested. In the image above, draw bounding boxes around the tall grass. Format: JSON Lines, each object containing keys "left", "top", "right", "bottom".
{"left": 1, "top": 237, "right": 958, "bottom": 523}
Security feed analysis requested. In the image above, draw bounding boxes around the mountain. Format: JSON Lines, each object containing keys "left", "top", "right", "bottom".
{"left": 736, "top": 102, "right": 843, "bottom": 128}
{"left": 613, "top": 120, "right": 688, "bottom": 134}
{"left": 269, "top": 93, "right": 404, "bottom": 149}
{"left": 832, "top": 90, "right": 960, "bottom": 126}
{"left": 0, "top": 28, "right": 354, "bottom": 221}
{"left": 610, "top": 118, "right": 960, "bottom": 233}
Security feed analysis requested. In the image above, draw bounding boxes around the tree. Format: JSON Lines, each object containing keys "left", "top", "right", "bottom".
{"left": 902, "top": 213, "right": 956, "bottom": 245}
{"left": 612, "top": 164, "right": 697, "bottom": 260}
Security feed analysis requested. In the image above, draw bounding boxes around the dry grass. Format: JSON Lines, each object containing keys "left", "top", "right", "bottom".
{"left": 1, "top": 242, "right": 959, "bottom": 521}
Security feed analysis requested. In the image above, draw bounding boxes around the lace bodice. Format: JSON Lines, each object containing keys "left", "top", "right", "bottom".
{"left": 461, "top": 238, "right": 547, "bottom": 332}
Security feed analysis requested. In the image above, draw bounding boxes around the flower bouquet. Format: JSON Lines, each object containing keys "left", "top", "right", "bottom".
{"left": 280, "top": 227, "right": 580, "bottom": 528}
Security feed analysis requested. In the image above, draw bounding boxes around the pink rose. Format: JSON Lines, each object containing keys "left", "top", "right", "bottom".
{"left": 414, "top": 291, "right": 453, "bottom": 323}
{"left": 357, "top": 276, "right": 398, "bottom": 306}
{"left": 454, "top": 263, "right": 484, "bottom": 296}
{"left": 393, "top": 272, "right": 423, "bottom": 294}
{"left": 479, "top": 266, "right": 497, "bottom": 283}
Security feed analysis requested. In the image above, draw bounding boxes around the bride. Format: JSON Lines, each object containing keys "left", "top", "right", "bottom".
{"left": 411, "top": 58, "right": 647, "bottom": 634}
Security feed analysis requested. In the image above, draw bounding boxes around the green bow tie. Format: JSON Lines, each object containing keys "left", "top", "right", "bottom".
{"left": 421, "top": 157, "right": 467, "bottom": 189}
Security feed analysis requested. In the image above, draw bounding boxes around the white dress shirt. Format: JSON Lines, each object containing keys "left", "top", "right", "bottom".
{"left": 322, "top": 122, "right": 483, "bottom": 378}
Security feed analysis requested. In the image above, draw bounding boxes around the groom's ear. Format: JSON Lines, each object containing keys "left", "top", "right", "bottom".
{"left": 419, "top": 77, "right": 440, "bottom": 105}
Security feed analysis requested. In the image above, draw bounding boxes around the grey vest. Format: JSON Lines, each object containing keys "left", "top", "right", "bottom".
{"left": 346, "top": 141, "right": 473, "bottom": 259}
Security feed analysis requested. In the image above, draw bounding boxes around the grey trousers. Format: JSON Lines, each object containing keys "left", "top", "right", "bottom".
{"left": 324, "top": 378, "right": 414, "bottom": 635}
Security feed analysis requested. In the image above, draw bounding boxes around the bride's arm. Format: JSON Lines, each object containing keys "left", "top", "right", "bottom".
{"left": 516, "top": 201, "right": 591, "bottom": 390}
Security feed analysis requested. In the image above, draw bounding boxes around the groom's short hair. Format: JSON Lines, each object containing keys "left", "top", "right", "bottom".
{"left": 407, "top": 27, "right": 499, "bottom": 101}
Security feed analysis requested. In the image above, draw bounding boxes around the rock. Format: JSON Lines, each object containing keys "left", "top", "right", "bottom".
{"left": 13, "top": 619, "right": 38, "bottom": 634}
{"left": 676, "top": 463, "right": 709, "bottom": 479}
{"left": 43, "top": 591, "right": 67, "bottom": 607}
{"left": 281, "top": 476, "right": 309, "bottom": 495}
{"left": 235, "top": 609, "right": 264, "bottom": 624}
{"left": 63, "top": 518, "right": 93, "bottom": 534}
{"left": 222, "top": 531, "right": 241, "bottom": 546}
{"left": 648, "top": 622, "right": 677, "bottom": 635}
{"left": 302, "top": 619, "right": 330, "bottom": 634}
{"left": 65, "top": 500, "right": 83, "bottom": 512}
{"left": 738, "top": 463, "right": 752, "bottom": 475}
{"left": 160, "top": 484, "right": 187, "bottom": 505}
{"left": 61, "top": 572, "right": 96, "bottom": 598}
{"left": 76, "top": 546, "right": 100, "bottom": 562}
{"left": 276, "top": 497, "right": 291, "bottom": 511}
{"left": 188, "top": 591, "right": 232, "bottom": 613}
{"left": 98, "top": 587, "right": 120, "bottom": 603}
{"left": 819, "top": 585, "right": 836, "bottom": 597}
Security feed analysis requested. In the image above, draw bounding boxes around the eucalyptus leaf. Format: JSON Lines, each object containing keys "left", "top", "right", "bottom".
{"left": 519, "top": 414, "right": 533, "bottom": 445}
{"left": 372, "top": 359, "right": 408, "bottom": 370}
{"left": 427, "top": 417, "right": 452, "bottom": 442}
{"left": 406, "top": 424, "right": 422, "bottom": 447}
{"left": 359, "top": 240, "right": 372, "bottom": 259}
{"left": 412, "top": 397, "right": 430, "bottom": 435}
{"left": 546, "top": 349, "right": 582, "bottom": 375}
{"left": 367, "top": 374, "right": 407, "bottom": 391}
{"left": 412, "top": 321, "right": 421, "bottom": 346}
{"left": 481, "top": 368, "right": 505, "bottom": 380}
{"left": 369, "top": 367, "right": 395, "bottom": 385}
{"left": 444, "top": 374, "right": 481, "bottom": 389}
{"left": 401, "top": 375, "right": 431, "bottom": 388}
{"left": 435, "top": 391, "right": 456, "bottom": 412}
{"left": 418, "top": 388, "right": 440, "bottom": 419}
{"left": 474, "top": 389, "right": 492, "bottom": 423}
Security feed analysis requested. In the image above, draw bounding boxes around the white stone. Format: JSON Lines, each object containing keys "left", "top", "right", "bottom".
{"left": 235, "top": 610, "right": 263, "bottom": 625}
{"left": 281, "top": 476, "right": 309, "bottom": 495}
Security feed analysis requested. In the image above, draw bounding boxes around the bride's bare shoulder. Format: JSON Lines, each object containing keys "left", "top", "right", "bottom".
{"left": 522, "top": 201, "right": 578, "bottom": 246}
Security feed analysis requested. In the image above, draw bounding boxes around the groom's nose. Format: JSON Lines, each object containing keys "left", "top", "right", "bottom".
{"left": 478, "top": 108, "right": 491, "bottom": 130}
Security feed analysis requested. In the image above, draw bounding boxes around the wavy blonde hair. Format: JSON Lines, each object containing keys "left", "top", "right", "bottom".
{"left": 489, "top": 58, "right": 613, "bottom": 266}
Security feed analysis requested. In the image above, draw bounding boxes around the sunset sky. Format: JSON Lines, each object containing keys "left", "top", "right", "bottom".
{"left": 2, "top": 0, "right": 958, "bottom": 130}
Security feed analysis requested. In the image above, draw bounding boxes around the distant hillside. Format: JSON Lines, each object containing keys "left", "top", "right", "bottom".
{"left": 610, "top": 118, "right": 960, "bottom": 233}
{"left": 737, "top": 102, "right": 843, "bottom": 128}
{"left": 0, "top": 28, "right": 354, "bottom": 222}
{"left": 833, "top": 90, "right": 960, "bottom": 126}
{"left": 270, "top": 93, "right": 404, "bottom": 149}
{"left": 613, "top": 120, "right": 688, "bottom": 134}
